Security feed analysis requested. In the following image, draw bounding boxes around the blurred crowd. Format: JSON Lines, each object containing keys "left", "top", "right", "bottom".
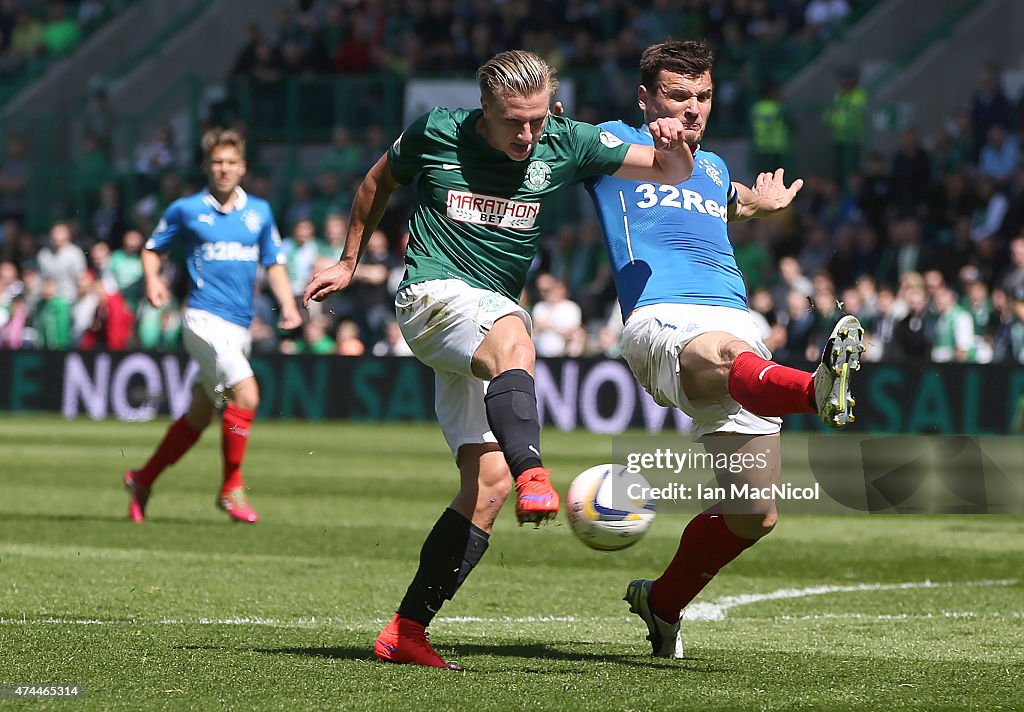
{"left": 2, "top": 0, "right": 1024, "bottom": 365}
{"left": 0, "top": 0, "right": 126, "bottom": 74}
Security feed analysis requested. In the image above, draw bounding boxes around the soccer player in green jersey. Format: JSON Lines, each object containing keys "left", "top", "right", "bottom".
{"left": 303, "top": 50, "right": 693, "bottom": 669}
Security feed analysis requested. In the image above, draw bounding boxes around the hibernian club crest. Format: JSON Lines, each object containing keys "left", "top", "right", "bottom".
{"left": 524, "top": 160, "right": 552, "bottom": 191}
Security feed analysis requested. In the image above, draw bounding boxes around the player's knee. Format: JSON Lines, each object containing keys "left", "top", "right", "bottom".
{"left": 506, "top": 338, "right": 536, "bottom": 373}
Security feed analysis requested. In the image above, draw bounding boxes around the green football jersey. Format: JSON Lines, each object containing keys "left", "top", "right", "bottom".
{"left": 389, "top": 107, "right": 631, "bottom": 300}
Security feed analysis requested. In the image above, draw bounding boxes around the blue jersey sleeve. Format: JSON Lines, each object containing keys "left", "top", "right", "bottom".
{"left": 258, "top": 208, "right": 286, "bottom": 268}
{"left": 146, "top": 200, "right": 185, "bottom": 252}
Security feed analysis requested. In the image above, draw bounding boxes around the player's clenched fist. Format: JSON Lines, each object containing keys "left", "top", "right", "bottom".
{"left": 648, "top": 117, "right": 687, "bottom": 151}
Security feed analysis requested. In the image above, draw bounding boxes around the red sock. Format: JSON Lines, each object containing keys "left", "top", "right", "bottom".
{"left": 727, "top": 351, "right": 815, "bottom": 417}
{"left": 136, "top": 416, "right": 202, "bottom": 488}
{"left": 648, "top": 503, "right": 757, "bottom": 622}
{"left": 221, "top": 403, "right": 255, "bottom": 494}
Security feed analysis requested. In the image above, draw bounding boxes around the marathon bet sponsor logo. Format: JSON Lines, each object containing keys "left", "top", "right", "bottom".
{"left": 524, "top": 160, "right": 552, "bottom": 190}
{"left": 599, "top": 130, "right": 624, "bottom": 148}
{"left": 445, "top": 190, "right": 540, "bottom": 229}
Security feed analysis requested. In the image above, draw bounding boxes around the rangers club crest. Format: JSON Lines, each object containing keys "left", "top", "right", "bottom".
{"left": 524, "top": 160, "right": 552, "bottom": 191}
{"left": 699, "top": 158, "right": 724, "bottom": 187}
{"left": 241, "top": 209, "right": 264, "bottom": 233}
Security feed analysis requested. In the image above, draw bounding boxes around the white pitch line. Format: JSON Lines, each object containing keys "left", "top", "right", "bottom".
{"left": 1, "top": 579, "right": 1017, "bottom": 627}
{"left": 682, "top": 578, "right": 1019, "bottom": 621}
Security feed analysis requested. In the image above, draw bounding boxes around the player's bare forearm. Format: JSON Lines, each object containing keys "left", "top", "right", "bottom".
{"left": 302, "top": 154, "right": 398, "bottom": 305}
{"left": 614, "top": 119, "right": 693, "bottom": 184}
{"left": 728, "top": 169, "right": 804, "bottom": 222}
{"left": 266, "top": 263, "right": 303, "bottom": 329}
{"left": 341, "top": 154, "right": 399, "bottom": 266}
{"left": 141, "top": 248, "right": 168, "bottom": 307}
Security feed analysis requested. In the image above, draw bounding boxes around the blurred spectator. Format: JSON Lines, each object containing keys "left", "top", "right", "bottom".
{"left": 970, "top": 64, "right": 1014, "bottom": 158}
{"left": 108, "top": 229, "right": 145, "bottom": 310}
{"left": 969, "top": 175, "right": 1008, "bottom": 243}
{"left": 977, "top": 124, "right": 1019, "bottom": 186}
{"left": 748, "top": 79, "right": 791, "bottom": 173}
{"left": 36, "top": 221, "right": 86, "bottom": 304}
{"left": 334, "top": 318, "right": 364, "bottom": 356}
{"left": 41, "top": 1, "right": 80, "bottom": 57}
{"left": 319, "top": 125, "right": 363, "bottom": 178}
{"left": 993, "top": 285, "right": 1024, "bottom": 364}
{"left": 135, "top": 126, "right": 177, "bottom": 178}
{"left": 135, "top": 272, "right": 182, "bottom": 352}
{"left": 372, "top": 318, "right": 414, "bottom": 357}
{"left": 82, "top": 87, "right": 116, "bottom": 157}
{"left": 532, "top": 273, "right": 585, "bottom": 358}
{"left": 0, "top": 294, "right": 29, "bottom": 348}
{"left": 822, "top": 66, "right": 867, "bottom": 185}
{"left": 91, "top": 181, "right": 127, "bottom": 248}
{"left": 1000, "top": 236, "right": 1024, "bottom": 295}
{"left": 70, "top": 268, "right": 100, "bottom": 343}
{"left": 349, "top": 229, "right": 396, "bottom": 342}
{"left": 0, "top": 136, "right": 28, "bottom": 224}
{"left": 295, "top": 314, "right": 336, "bottom": 355}
{"left": 282, "top": 217, "right": 322, "bottom": 298}
{"left": 930, "top": 286, "right": 974, "bottom": 362}
{"left": 283, "top": 178, "right": 315, "bottom": 230}
{"left": 31, "top": 277, "right": 71, "bottom": 349}
{"left": 888, "top": 127, "right": 931, "bottom": 217}
{"left": 10, "top": 9, "right": 44, "bottom": 66}
{"left": 889, "top": 274, "right": 931, "bottom": 360}
{"left": 79, "top": 275, "right": 133, "bottom": 351}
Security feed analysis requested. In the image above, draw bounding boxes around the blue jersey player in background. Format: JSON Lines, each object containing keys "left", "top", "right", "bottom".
{"left": 585, "top": 40, "right": 865, "bottom": 659}
{"left": 123, "top": 128, "right": 302, "bottom": 524}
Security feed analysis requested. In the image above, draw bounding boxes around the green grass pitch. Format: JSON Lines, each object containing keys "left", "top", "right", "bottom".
{"left": 1, "top": 415, "right": 1022, "bottom": 710}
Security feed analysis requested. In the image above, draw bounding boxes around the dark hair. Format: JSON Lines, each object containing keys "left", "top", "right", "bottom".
{"left": 640, "top": 40, "right": 714, "bottom": 88}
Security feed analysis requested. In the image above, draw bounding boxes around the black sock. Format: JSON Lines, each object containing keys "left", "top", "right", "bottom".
{"left": 484, "top": 368, "right": 543, "bottom": 479}
{"left": 397, "top": 508, "right": 490, "bottom": 626}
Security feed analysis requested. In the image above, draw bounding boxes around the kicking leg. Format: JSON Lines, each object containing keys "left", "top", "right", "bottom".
{"left": 474, "top": 314, "right": 559, "bottom": 525}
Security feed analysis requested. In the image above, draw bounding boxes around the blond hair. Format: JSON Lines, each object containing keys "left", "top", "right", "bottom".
{"left": 476, "top": 50, "right": 559, "bottom": 101}
{"left": 201, "top": 128, "right": 246, "bottom": 161}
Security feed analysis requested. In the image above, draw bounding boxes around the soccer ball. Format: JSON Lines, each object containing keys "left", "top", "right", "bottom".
{"left": 565, "top": 463, "right": 656, "bottom": 551}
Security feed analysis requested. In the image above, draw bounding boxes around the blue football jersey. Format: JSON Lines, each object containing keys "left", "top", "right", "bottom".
{"left": 585, "top": 121, "right": 748, "bottom": 319}
{"left": 146, "top": 187, "right": 285, "bottom": 327}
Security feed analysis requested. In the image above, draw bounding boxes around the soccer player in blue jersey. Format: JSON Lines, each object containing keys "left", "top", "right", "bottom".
{"left": 123, "top": 128, "right": 302, "bottom": 524}
{"left": 304, "top": 50, "right": 693, "bottom": 669}
{"left": 584, "top": 40, "right": 865, "bottom": 658}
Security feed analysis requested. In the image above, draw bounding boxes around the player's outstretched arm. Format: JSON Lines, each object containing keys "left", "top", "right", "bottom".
{"left": 612, "top": 117, "right": 694, "bottom": 185}
{"left": 729, "top": 168, "right": 804, "bottom": 222}
{"left": 303, "top": 153, "right": 399, "bottom": 305}
{"left": 266, "top": 263, "right": 303, "bottom": 329}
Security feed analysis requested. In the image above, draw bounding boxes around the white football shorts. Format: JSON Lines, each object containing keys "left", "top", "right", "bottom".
{"left": 394, "top": 279, "right": 532, "bottom": 457}
{"left": 181, "top": 307, "right": 254, "bottom": 405}
{"left": 620, "top": 303, "right": 782, "bottom": 440}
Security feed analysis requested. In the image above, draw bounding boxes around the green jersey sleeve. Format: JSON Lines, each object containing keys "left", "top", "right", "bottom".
{"left": 387, "top": 111, "right": 435, "bottom": 185}
{"left": 570, "top": 119, "right": 631, "bottom": 179}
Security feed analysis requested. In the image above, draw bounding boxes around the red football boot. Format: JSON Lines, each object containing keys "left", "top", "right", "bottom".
{"left": 374, "top": 614, "right": 461, "bottom": 670}
{"left": 123, "top": 470, "right": 150, "bottom": 523}
{"left": 514, "top": 467, "right": 560, "bottom": 525}
{"left": 216, "top": 488, "right": 259, "bottom": 523}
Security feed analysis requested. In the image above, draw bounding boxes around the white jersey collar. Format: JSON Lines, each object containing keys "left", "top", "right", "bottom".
{"left": 202, "top": 186, "right": 248, "bottom": 213}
